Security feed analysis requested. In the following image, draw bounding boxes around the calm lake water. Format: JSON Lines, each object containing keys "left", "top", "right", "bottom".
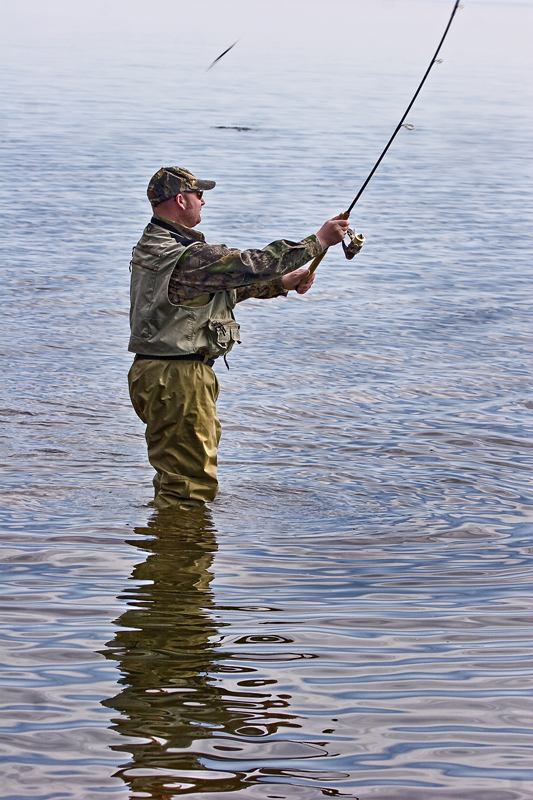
{"left": 1, "top": 0, "right": 532, "bottom": 797}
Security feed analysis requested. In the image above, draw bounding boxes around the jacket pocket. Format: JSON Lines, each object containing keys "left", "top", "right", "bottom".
{"left": 206, "top": 319, "right": 242, "bottom": 356}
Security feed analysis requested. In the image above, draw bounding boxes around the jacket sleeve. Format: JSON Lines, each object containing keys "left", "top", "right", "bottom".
{"left": 235, "top": 277, "right": 288, "bottom": 303}
{"left": 169, "top": 235, "right": 322, "bottom": 303}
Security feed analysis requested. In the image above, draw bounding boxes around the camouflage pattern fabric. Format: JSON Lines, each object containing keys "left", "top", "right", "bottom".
{"left": 157, "top": 220, "right": 322, "bottom": 305}
{"left": 147, "top": 167, "right": 216, "bottom": 206}
{"left": 234, "top": 277, "right": 288, "bottom": 304}
{"left": 168, "top": 278, "right": 289, "bottom": 308}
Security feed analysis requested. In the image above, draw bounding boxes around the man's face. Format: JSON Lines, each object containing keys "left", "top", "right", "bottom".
{"left": 180, "top": 190, "right": 205, "bottom": 227}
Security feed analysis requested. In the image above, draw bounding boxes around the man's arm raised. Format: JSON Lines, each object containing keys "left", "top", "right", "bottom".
{"left": 282, "top": 214, "right": 350, "bottom": 295}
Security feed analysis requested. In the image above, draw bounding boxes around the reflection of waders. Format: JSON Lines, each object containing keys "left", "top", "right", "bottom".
{"left": 301, "top": 0, "right": 461, "bottom": 286}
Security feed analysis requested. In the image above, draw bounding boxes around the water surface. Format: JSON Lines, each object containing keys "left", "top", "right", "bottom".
{"left": 0, "top": 0, "right": 532, "bottom": 797}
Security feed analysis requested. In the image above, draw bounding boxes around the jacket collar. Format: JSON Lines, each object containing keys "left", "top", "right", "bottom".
{"left": 150, "top": 215, "right": 205, "bottom": 243}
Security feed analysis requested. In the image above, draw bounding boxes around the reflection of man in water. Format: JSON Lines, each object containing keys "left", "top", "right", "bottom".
{"left": 128, "top": 167, "right": 349, "bottom": 509}
{"left": 101, "top": 509, "right": 224, "bottom": 796}
{"left": 102, "top": 510, "right": 333, "bottom": 797}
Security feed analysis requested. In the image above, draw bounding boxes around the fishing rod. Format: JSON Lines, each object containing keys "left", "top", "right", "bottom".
{"left": 207, "top": 41, "right": 239, "bottom": 71}
{"left": 305, "top": 0, "right": 462, "bottom": 279}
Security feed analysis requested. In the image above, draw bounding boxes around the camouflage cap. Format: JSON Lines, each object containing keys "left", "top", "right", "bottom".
{"left": 147, "top": 167, "right": 216, "bottom": 206}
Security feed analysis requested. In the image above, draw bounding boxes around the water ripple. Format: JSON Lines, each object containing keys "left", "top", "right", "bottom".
{"left": 1, "top": 1, "right": 532, "bottom": 797}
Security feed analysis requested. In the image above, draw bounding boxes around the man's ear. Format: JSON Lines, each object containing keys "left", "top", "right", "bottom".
{"left": 175, "top": 194, "right": 187, "bottom": 211}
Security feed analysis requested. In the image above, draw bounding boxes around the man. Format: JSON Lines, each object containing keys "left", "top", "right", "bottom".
{"left": 128, "top": 166, "right": 349, "bottom": 509}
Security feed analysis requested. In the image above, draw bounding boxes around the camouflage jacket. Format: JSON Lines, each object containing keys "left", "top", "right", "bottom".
{"left": 134, "top": 216, "right": 323, "bottom": 306}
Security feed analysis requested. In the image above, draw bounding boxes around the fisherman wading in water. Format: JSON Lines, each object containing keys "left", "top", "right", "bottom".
{"left": 128, "top": 167, "right": 349, "bottom": 509}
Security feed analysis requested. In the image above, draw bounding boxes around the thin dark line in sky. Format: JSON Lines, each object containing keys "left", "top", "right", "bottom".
{"left": 207, "top": 41, "right": 239, "bottom": 71}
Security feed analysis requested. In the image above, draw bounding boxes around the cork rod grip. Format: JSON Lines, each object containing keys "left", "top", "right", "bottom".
{"left": 307, "top": 248, "right": 328, "bottom": 277}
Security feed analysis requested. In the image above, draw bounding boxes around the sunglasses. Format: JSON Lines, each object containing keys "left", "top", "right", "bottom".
{"left": 185, "top": 190, "right": 204, "bottom": 200}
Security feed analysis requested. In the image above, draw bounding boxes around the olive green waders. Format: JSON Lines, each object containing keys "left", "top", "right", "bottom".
{"left": 128, "top": 359, "right": 221, "bottom": 508}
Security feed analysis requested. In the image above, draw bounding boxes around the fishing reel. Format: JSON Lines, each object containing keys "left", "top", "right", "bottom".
{"left": 342, "top": 228, "right": 366, "bottom": 260}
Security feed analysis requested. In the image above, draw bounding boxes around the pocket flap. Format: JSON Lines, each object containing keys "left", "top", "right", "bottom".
{"left": 209, "top": 319, "right": 241, "bottom": 343}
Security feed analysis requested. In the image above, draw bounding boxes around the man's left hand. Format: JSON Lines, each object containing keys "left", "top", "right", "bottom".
{"left": 282, "top": 268, "right": 315, "bottom": 294}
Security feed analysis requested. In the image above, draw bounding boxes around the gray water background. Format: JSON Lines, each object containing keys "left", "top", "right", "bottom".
{"left": 1, "top": 0, "right": 532, "bottom": 797}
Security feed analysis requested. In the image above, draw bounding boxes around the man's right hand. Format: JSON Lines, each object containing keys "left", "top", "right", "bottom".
{"left": 316, "top": 214, "right": 350, "bottom": 250}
